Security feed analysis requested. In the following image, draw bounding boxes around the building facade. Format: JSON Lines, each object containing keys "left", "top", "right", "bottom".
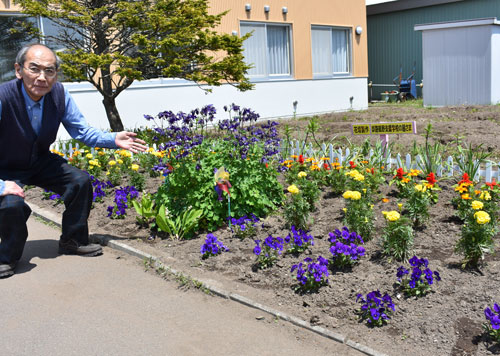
{"left": 367, "top": 0, "right": 500, "bottom": 101}
{"left": 1, "top": 0, "right": 368, "bottom": 137}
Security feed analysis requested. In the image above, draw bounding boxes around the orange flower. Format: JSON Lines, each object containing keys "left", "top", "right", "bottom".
{"left": 382, "top": 198, "right": 389, "bottom": 203}
{"left": 461, "top": 193, "right": 472, "bottom": 200}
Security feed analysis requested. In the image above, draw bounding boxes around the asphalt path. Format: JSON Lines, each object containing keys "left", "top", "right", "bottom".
{"left": 0, "top": 217, "right": 363, "bottom": 356}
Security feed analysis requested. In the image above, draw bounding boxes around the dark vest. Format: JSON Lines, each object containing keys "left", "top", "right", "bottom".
{"left": 0, "top": 79, "right": 65, "bottom": 169}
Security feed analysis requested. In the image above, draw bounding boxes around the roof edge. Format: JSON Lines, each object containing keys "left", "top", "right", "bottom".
{"left": 415, "top": 17, "right": 500, "bottom": 31}
{"left": 367, "top": 0, "right": 465, "bottom": 16}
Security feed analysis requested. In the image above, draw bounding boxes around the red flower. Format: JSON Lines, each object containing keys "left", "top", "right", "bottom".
{"left": 298, "top": 155, "right": 304, "bottom": 165}
{"left": 349, "top": 161, "right": 356, "bottom": 169}
{"left": 458, "top": 173, "right": 472, "bottom": 185}
{"left": 426, "top": 172, "right": 437, "bottom": 186}
{"left": 371, "top": 167, "right": 375, "bottom": 175}
{"left": 323, "top": 163, "right": 330, "bottom": 170}
{"left": 486, "top": 179, "right": 497, "bottom": 189}
{"left": 395, "top": 167, "right": 406, "bottom": 179}
{"left": 265, "top": 163, "right": 269, "bottom": 169}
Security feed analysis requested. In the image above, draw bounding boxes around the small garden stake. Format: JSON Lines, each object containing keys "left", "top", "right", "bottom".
{"left": 214, "top": 166, "right": 232, "bottom": 225}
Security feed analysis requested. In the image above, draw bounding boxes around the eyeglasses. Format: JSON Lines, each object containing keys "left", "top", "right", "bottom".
{"left": 23, "top": 66, "right": 57, "bottom": 78}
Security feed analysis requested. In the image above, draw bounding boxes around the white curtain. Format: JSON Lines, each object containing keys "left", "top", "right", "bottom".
{"left": 332, "top": 29, "right": 349, "bottom": 74}
{"left": 311, "top": 27, "right": 332, "bottom": 76}
{"left": 266, "top": 25, "right": 290, "bottom": 76}
{"left": 241, "top": 23, "right": 267, "bottom": 77}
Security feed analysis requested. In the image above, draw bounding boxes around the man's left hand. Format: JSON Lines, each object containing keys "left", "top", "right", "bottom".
{"left": 115, "top": 131, "right": 147, "bottom": 153}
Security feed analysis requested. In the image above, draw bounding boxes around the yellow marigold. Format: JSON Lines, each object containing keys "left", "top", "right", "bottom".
{"left": 117, "top": 159, "right": 124, "bottom": 164}
{"left": 353, "top": 173, "right": 365, "bottom": 181}
{"left": 343, "top": 190, "right": 361, "bottom": 200}
{"left": 480, "top": 191, "right": 492, "bottom": 201}
{"left": 98, "top": 151, "right": 106, "bottom": 156}
{"left": 131, "top": 164, "right": 139, "bottom": 172}
{"left": 415, "top": 184, "right": 427, "bottom": 192}
{"left": 86, "top": 153, "right": 93, "bottom": 159}
{"left": 402, "top": 177, "right": 411, "bottom": 183}
{"left": 474, "top": 190, "right": 481, "bottom": 196}
{"left": 88, "top": 159, "right": 100, "bottom": 167}
{"left": 108, "top": 160, "right": 117, "bottom": 166}
{"left": 398, "top": 203, "right": 403, "bottom": 210}
{"left": 408, "top": 169, "right": 421, "bottom": 177}
{"left": 310, "top": 164, "right": 320, "bottom": 171}
{"left": 320, "top": 157, "right": 330, "bottom": 161}
{"left": 455, "top": 184, "right": 469, "bottom": 194}
{"left": 474, "top": 210, "right": 491, "bottom": 225}
{"left": 305, "top": 157, "right": 315, "bottom": 163}
{"left": 287, "top": 184, "right": 300, "bottom": 194}
{"left": 342, "top": 208, "right": 347, "bottom": 213}
{"left": 385, "top": 211, "right": 400, "bottom": 222}
{"left": 471, "top": 200, "right": 484, "bottom": 210}
{"left": 298, "top": 171, "right": 307, "bottom": 178}
{"left": 119, "top": 150, "right": 132, "bottom": 158}
{"left": 461, "top": 193, "right": 471, "bottom": 200}
{"left": 72, "top": 150, "right": 81, "bottom": 156}
{"left": 290, "top": 155, "right": 298, "bottom": 159}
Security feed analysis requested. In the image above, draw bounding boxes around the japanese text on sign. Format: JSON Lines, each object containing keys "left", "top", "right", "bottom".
{"left": 351, "top": 122, "right": 416, "bottom": 135}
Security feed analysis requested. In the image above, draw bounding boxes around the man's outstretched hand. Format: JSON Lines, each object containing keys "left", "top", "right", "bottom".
{"left": 0, "top": 181, "right": 25, "bottom": 198}
{"left": 115, "top": 131, "right": 147, "bottom": 153}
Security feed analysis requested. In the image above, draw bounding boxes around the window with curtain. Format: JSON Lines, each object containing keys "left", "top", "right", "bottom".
{"left": 240, "top": 22, "right": 292, "bottom": 79}
{"left": 311, "top": 26, "right": 351, "bottom": 77}
{"left": 0, "top": 15, "right": 82, "bottom": 83}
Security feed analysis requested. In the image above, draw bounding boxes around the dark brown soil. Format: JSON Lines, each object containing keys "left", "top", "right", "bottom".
{"left": 26, "top": 102, "right": 500, "bottom": 356}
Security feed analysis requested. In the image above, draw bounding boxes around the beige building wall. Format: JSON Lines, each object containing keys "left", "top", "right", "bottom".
{"left": 0, "top": 1, "right": 20, "bottom": 11}
{"left": 210, "top": 0, "right": 368, "bottom": 79}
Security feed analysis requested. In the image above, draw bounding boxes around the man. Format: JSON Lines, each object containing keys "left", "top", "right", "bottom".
{"left": 0, "top": 43, "right": 147, "bottom": 279}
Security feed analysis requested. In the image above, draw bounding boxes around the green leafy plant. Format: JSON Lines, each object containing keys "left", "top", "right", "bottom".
{"left": 414, "top": 123, "right": 445, "bottom": 176}
{"left": 283, "top": 184, "right": 311, "bottom": 230}
{"left": 455, "top": 208, "right": 497, "bottom": 269}
{"left": 381, "top": 211, "right": 414, "bottom": 262}
{"left": 404, "top": 183, "right": 431, "bottom": 228}
{"left": 454, "top": 143, "right": 492, "bottom": 181}
{"left": 155, "top": 205, "right": 203, "bottom": 240}
{"left": 342, "top": 190, "right": 374, "bottom": 241}
{"left": 132, "top": 193, "right": 158, "bottom": 227}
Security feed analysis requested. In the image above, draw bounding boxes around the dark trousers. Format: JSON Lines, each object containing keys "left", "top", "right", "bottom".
{"left": 0, "top": 153, "right": 93, "bottom": 264}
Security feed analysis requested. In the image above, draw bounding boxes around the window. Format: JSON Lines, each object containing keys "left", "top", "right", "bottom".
{"left": 240, "top": 22, "right": 292, "bottom": 79}
{"left": 311, "top": 26, "right": 351, "bottom": 77}
{"left": 0, "top": 15, "right": 81, "bottom": 83}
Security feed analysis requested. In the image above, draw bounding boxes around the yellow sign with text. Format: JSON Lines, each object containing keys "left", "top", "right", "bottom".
{"left": 351, "top": 122, "right": 416, "bottom": 135}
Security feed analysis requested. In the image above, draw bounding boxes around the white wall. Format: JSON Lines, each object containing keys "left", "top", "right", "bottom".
{"left": 421, "top": 25, "right": 491, "bottom": 107}
{"left": 58, "top": 77, "right": 368, "bottom": 140}
{"left": 491, "top": 26, "right": 500, "bottom": 105}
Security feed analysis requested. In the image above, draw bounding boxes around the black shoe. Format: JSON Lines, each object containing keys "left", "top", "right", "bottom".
{"left": 59, "top": 240, "right": 103, "bottom": 257}
{"left": 0, "top": 263, "right": 16, "bottom": 279}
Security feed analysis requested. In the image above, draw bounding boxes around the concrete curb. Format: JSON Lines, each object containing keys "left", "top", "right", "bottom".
{"left": 27, "top": 201, "right": 388, "bottom": 356}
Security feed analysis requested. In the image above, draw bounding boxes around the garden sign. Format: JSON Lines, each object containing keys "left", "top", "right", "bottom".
{"left": 351, "top": 121, "right": 417, "bottom": 155}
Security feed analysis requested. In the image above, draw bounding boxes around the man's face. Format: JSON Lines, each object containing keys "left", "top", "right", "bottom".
{"left": 14, "top": 45, "right": 58, "bottom": 102}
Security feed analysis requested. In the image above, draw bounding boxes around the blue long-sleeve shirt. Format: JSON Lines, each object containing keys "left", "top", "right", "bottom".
{"left": 0, "top": 83, "right": 117, "bottom": 195}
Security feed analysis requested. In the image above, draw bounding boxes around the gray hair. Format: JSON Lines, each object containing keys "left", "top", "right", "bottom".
{"left": 16, "top": 43, "right": 61, "bottom": 69}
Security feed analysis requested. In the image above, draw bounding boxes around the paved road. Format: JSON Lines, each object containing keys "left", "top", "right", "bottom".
{"left": 0, "top": 217, "right": 363, "bottom": 356}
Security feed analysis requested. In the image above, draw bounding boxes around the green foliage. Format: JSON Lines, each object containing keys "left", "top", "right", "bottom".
{"left": 132, "top": 193, "right": 157, "bottom": 227}
{"left": 454, "top": 143, "right": 492, "bottom": 181}
{"left": 404, "top": 184, "right": 431, "bottom": 228}
{"left": 155, "top": 205, "right": 203, "bottom": 240}
{"left": 414, "top": 123, "right": 445, "bottom": 175}
{"left": 342, "top": 191, "right": 374, "bottom": 241}
{"left": 156, "top": 140, "right": 283, "bottom": 231}
{"left": 381, "top": 213, "right": 414, "bottom": 262}
{"left": 19, "top": 0, "right": 252, "bottom": 131}
{"left": 283, "top": 191, "right": 311, "bottom": 231}
{"left": 455, "top": 209, "right": 497, "bottom": 269}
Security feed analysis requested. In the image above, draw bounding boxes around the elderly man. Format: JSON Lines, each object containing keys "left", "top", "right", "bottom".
{"left": 0, "top": 43, "right": 147, "bottom": 278}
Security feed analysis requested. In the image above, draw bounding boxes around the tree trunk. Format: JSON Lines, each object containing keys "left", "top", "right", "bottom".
{"left": 102, "top": 96, "right": 124, "bottom": 132}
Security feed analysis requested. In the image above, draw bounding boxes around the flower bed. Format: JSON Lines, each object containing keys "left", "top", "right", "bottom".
{"left": 28, "top": 104, "right": 500, "bottom": 355}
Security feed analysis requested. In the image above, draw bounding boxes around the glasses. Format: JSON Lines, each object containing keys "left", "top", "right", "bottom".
{"left": 23, "top": 66, "right": 57, "bottom": 79}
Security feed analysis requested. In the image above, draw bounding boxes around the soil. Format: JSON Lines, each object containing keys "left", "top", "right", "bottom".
{"left": 25, "top": 103, "right": 500, "bottom": 356}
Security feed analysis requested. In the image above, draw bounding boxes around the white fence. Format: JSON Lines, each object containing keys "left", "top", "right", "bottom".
{"left": 285, "top": 140, "right": 500, "bottom": 183}
{"left": 51, "top": 139, "right": 500, "bottom": 183}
